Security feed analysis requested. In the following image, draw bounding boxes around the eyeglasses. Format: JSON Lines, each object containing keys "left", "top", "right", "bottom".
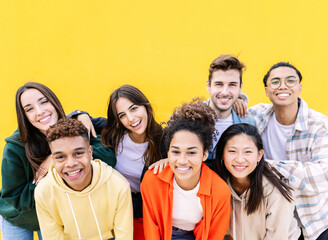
{"left": 268, "top": 77, "right": 299, "bottom": 90}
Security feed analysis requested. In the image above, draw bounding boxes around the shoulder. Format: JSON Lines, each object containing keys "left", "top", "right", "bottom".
{"left": 249, "top": 103, "right": 272, "bottom": 114}
{"left": 202, "top": 165, "right": 230, "bottom": 197}
{"left": 98, "top": 160, "right": 130, "bottom": 189}
{"left": 35, "top": 174, "right": 53, "bottom": 201}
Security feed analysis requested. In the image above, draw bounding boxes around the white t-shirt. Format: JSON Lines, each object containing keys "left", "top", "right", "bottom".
{"left": 172, "top": 178, "right": 203, "bottom": 231}
{"left": 262, "top": 112, "right": 294, "bottom": 160}
{"left": 211, "top": 114, "right": 233, "bottom": 158}
{"left": 115, "top": 133, "right": 148, "bottom": 192}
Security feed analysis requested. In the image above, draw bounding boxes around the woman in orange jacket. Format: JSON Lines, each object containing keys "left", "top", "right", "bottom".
{"left": 141, "top": 98, "right": 231, "bottom": 240}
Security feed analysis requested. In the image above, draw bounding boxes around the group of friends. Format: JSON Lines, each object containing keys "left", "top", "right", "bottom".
{"left": 0, "top": 54, "right": 327, "bottom": 240}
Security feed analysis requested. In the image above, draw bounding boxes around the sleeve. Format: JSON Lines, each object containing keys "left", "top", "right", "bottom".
{"left": 113, "top": 181, "right": 134, "bottom": 240}
{"left": 35, "top": 186, "right": 65, "bottom": 240}
{"left": 67, "top": 110, "right": 107, "bottom": 134}
{"left": 264, "top": 187, "right": 297, "bottom": 240}
{"left": 207, "top": 183, "right": 231, "bottom": 240}
{"left": 90, "top": 135, "right": 116, "bottom": 167}
{"left": 265, "top": 127, "right": 328, "bottom": 193}
{"left": 0, "top": 143, "right": 36, "bottom": 214}
{"left": 140, "top": 172, "right": 162, "bottom": 240}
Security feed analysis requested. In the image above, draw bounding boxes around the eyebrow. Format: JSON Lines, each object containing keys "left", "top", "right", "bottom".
{"left": 117, "top": 104, "right": 135, "bottom": 116}
{"left": 170, "top": 146, "right": 199, "bottom": 150}
{"left": 23, "top": 96, "right": 47, "bottom": 109}
{"left": 270, "top": 75, "right": 298, "bottom": 80}
{"left": 52, "top": 147, "right": 86, "bottom": 155}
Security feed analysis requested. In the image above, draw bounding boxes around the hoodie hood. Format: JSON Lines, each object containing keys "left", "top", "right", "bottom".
{"left": 49, "top": 159, "right": 112, "bottom": 196}
{"left": 5, "top": 129, "right": 25, "bottom": 147}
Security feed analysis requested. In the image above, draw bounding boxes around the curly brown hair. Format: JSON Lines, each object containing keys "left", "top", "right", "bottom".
{"left": 46, "top": 118, "right": 89, "bottom": 144}
{"left": 164, "top": 97, "right": 217, "bottom": 152}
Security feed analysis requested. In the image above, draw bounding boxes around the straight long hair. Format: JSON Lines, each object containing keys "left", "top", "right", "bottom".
{"left": 15, "top": 82, "right": 66, "bottom": 176}
{"left": 101, "top": 85, "right": 163, "bottom": 167}
{"left": 214, "top": 123, "right": 293, "bottom": 215}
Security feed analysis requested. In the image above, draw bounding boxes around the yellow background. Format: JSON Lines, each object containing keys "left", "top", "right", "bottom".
{"left": 1, "top": 0, "right": 328, "bottom": 236}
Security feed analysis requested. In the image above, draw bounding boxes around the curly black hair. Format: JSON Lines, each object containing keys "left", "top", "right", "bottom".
{"left": 164, "top": 97, "right": 217, "bottom": 152}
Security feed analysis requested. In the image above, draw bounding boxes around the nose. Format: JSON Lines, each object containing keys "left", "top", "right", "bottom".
{"left": 66, "top": 156, "right": 78, "bottom": 168}
{"left": 126, "top": 112, "right": 134, "bottom": 122}
{"left": 279, "top": 79, "right": 288, "bottom": 89}
{"left": 35, "top": 104, "right": 44, "bottom": 116}
{"left": 235, "top": 153, "right": 245, "bottom": 164}
{"left": 221, "top": 85, "right": 229, "bottom": 95}
{"left": 177, "top": 154, "right": 188, "bottom": 165}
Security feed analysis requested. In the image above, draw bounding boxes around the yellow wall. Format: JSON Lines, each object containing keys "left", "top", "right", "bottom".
{"left": 1, "top": 1, "right": 328, "bottom": 175}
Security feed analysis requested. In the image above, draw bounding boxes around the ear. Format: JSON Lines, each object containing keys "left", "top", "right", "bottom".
{"left": 207, "top": 80, "right": 211, "bottom": 93}
{"left": 203, "top": 150, "right": 209, "bottom": 162}
{"left": 258, "top": 149, "right": 264, "bottom": 162}
{"left": 265, "top": 87, "right": 269, "bottom": 97}
{"left": 88, "top": 145, "right": 93, "bottom": 160}
{"left": 299, "top": 83, "right": 302, "bottom": 95}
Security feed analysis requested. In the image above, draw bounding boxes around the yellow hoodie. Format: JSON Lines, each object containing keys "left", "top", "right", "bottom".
{"left": 35, "top": 160, "right": 133, "bottom": 240}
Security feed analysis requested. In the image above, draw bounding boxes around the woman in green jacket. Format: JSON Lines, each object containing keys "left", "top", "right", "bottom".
{"left": 0, "top": 82, "right": 116, "bottom": 240}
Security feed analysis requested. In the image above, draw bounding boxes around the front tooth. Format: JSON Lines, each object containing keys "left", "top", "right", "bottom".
{"left": 40, "top": 116, "right": 50, "bottom": 123}
{"left": 67, "top": 170, "right": 80, "bottom": 176}
{"left": 132, "top": 121, "right": 140, "bottom": 127}
{"left": 278, "top": 94, "right": 289, "bottom": 97}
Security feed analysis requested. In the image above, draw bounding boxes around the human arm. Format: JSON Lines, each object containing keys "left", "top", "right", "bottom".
{"left": 0, "top": 142, "right": 37, "bottom": 217}
{"left": 35, "top": 186, "right": 65, "bottom": 240}
{"left": 33, "top": 155, "right": 53, "bottom": 184}
{"left": 68, "top": 110, "right": 107, "bottom": 135}
{"left": 264, "top": 187, "right": 298, "bottom": 240}
{"left": 140, "top": 172, "right": 162, "bottom": 240}
{"left": 90, "top": 135, "right": 116, "bottom": 167}
{"left": 113, "top": 181, "right": 133, "bottom": 240}
{"left": 232, "top": 93, "right": 249, "bottom": 118}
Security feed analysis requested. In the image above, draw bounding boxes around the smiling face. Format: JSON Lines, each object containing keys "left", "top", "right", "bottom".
{"left": 223, "top": 134, "right": 263, "bottom": 185}
{"left": 50, "top": 136, "right": 93, "bottom": 191}
{"left": 168, "top": 130, "right": 208, "bottom": 191}
{"left": 265, "top": 66, "right": 302, "bottom": 108}
{"left": 20, "top": 88, "right": 59, "bottom": 134}
{"left": 115, "top": 97, "right": 148, "bottom": 143}
{"left": 207, "top": 69, "right": 242, "bottom": 119}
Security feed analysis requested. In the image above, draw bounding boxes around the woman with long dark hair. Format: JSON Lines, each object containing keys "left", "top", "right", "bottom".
{"left": 0, "top": 82, "right": 115, "bottom": 240}
{"left": 214, "top": 123, "right": 299, "bottom": 239}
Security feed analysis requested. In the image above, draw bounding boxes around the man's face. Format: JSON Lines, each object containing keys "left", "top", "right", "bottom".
{"left": 50, "top": 136, "right": 93, "bottom": 191}
{"left": 265, "top": 66, "right": 302, "bottom": 108}
{"left": 207, "top": 69, "right": 242, "bottom": 118}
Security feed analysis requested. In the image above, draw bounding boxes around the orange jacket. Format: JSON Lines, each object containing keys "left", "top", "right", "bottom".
{"left": 141, "top": 163, "right": 231, "bottom": 240}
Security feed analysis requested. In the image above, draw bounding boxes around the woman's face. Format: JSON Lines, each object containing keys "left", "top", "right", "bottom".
{"left": 168, "top": 130, "right": 208, "bottom": 191}
{"left": 223, "top": 134, "right": 263, "bottom": 184}
{"left": 20, "top": 88, "right": 59, "bottom": 134}
{"left": 115, "top": 97, "right": 148, "bottom": 143}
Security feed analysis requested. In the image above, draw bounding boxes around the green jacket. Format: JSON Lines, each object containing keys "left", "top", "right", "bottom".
{"left": 0, "top": 130, "right": 116, "bottom": 230}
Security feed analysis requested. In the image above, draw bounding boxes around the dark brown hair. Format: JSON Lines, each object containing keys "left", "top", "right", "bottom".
{"left": 214, "top": 123, "right": 293, "bottom": 215}
{"left": 164, "top": 97, "right": 216, "bottom": 152}
{"left": 15, "top": 82, "right": 66, "bottom": 176}
{"left": 46, "top": 118, "right": 89, "bottom": 144}
{"left": 208, "top": 54, "right": 246, "bottom": 85}
{"left": 101, "top": 85, "right": 163, "bottom": 167}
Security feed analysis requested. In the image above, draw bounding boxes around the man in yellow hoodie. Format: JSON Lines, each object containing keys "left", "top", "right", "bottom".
{"left": 35, "top": 118, "right": 133, "bottom": 240}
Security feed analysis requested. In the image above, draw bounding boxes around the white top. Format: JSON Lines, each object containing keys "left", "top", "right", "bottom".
{"left": 115, "top": 133, "right": 148, "bottom": 192}
{"left": 172, "top": 178, "right": 203, "bottom": 231}
{"left": 211, "top": 114, "right": 233, "bottom": 157}
{"left": 262, "top": 112, "right": 294, "bottom": 160}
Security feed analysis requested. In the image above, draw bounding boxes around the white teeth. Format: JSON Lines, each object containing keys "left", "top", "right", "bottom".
{"left": 131, "top": 120, "right": 140, "bottom": 127}
{"left": 277, "top": 93, "right": 289, "bottom": 97}
{"left": 39, "top": 115, "right": 50, "bottom": 123}
{"left": 234, "top": 166, "right": 246, "bottom": 169}
{"left": 67, "top": 170, "right": 80, "bottom": 176}
{"left": 177, "top": 167, "right": 190, "bottom": 171}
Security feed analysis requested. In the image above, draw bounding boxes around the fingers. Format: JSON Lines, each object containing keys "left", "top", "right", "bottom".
{"left": 153, "top": 164, "right": 159, "bottom": 174}
{"left": 91, "top": 125, "right": 97, "bottom": 138}
{"left": 33, "top": 167, "right": 48, "bottom": 185}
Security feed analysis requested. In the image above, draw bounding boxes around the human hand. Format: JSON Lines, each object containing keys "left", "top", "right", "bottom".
{"left": 33, "top": 155, "right": 53, "bottom": 184}
{"left": 233, "top": 99, "right": 247, "bottom": 118}
{"left": 77, "top": 114, "right": 97, "bottom": 138}
{"left": 148, "top": 158, "right": 169, "bottom": 174}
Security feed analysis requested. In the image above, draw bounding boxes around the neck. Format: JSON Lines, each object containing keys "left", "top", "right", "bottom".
{"left": 231, "top": 177, "right": 250, "bottom": 196}
{"left": 273, "top": 101, "right": 299, "bottom": 125}
{"left": 174, "top": 173, "right": 201, "bottom": 191}
{"left": 128, "top": 131, "right": 147, "bottom": 143}
{"left": 209, "top": 102, "right": 232, "bottom": 119}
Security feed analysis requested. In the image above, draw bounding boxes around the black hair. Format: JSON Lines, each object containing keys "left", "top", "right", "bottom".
{"left": 263, "top": 62, "right": 302, "bottom": 87}
{"left": 214, "top": 123, "right": 293, "bottom": 215}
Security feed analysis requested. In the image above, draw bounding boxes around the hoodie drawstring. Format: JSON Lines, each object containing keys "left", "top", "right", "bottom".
{"left": 65, "top": 192, "right": 82, "bottom": 240}
{"left": 88, "top": 194, "right": 102, "bottom": 240}
{"left": 232, "top": 197, "right": 236, "bottom": 240}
